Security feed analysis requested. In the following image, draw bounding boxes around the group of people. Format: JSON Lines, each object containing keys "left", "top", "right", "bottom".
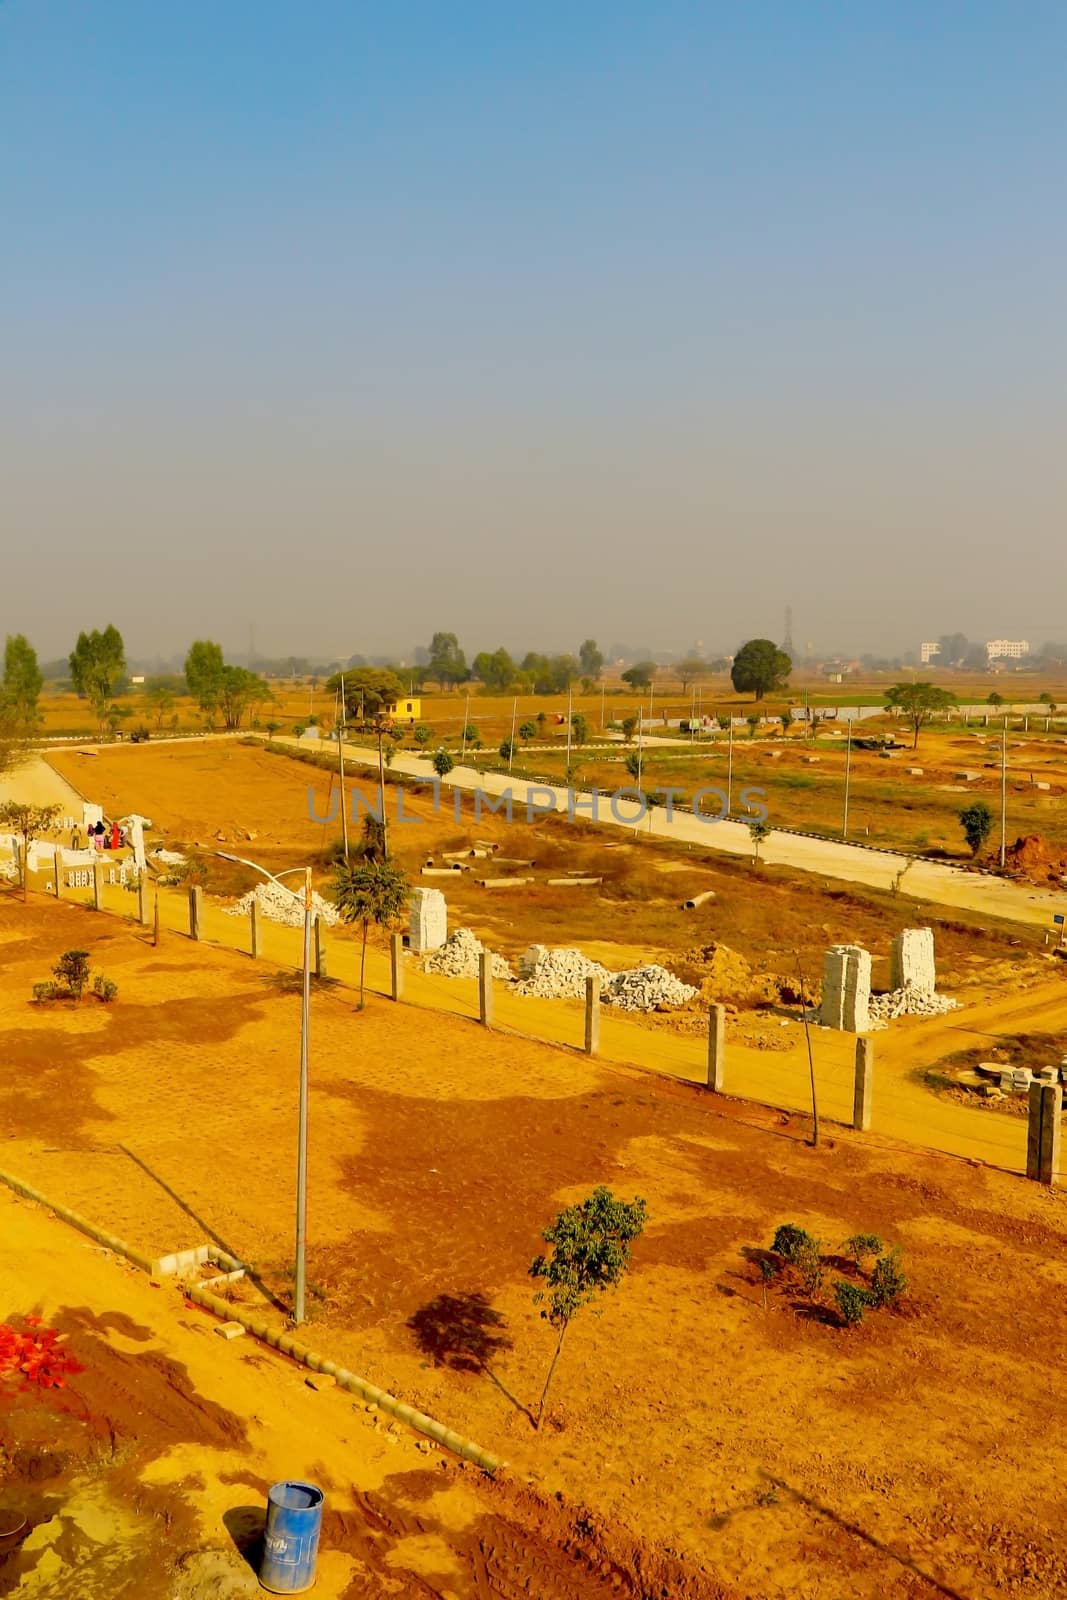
{"left": 70, "top": 820, "right": 126, "bottom": 853}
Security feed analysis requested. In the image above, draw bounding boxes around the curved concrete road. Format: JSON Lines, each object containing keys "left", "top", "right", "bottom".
{"left": 292, "top": 734, "right": 1067, "bottom": 930}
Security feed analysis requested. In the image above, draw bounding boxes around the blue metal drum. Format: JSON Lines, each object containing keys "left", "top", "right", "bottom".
{"left": 259, "top": 1480, "right": 324, "bottom": 1593}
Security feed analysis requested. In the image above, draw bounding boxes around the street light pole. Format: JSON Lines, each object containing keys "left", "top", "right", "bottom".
{"left": 216, "top": 851, "right": 312, "bottom": 1326}
{"left": 1000, "top": 717, "right": 1008, "bottom": 870}
{"left": 842, "top": 719, "right": 853, "bottom": 841}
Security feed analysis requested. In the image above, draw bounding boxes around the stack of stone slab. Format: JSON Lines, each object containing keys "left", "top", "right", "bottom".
{"left": 819, "top": 945, "right": 871, "bottom": 1032}
{"left": 889, "top": 927, "right": 936, "bottom": 992}
{"left": 409, "top": 887, "right": 448, "bottom": 953}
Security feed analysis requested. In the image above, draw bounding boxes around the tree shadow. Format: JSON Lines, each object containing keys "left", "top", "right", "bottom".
{"left": 407, "top": 1292, "right": 535, "bottom": 1427}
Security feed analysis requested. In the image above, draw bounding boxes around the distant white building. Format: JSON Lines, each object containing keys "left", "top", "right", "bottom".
{"left": 986, "top": 639, "right": 1030, "bottom": 661}
{"left": 919, "top": 641, "right": 941, "bottom": 665}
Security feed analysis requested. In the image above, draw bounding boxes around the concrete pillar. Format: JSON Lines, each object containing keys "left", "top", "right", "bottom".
{"left": 188, "top": 885, "right": 203, "bottom": 940}
{"left": 390, "top": 932, "right": 404, "bottom": 1001}
{"left": 92, "top": 861, "right": 102, "bottom": 911}
{"left": 53, "top": 852, "right": 62, "bottom": 901}
{"left": 707, "top": 1004, "right": 725, "bottom": 1091}
{"left": 314, "top": 916, "right": 327, "bottom": 979}
{"left": 137, "top": 875, "right": 148, "bottom": 925}
{"left": 1027, "top": 1082, "right": 1062, "bottom": 1186}
{"left": 478, "top": 951, "right": 493, "bottom": 1027}
{"left": 853, "top": 1037, "right": 874, "bottom": 1132}
{"left": 250, "top": 898, "right": 259, "bottom": 959}
{"left": 584, "top": 976, "right": 601, "bottom": 1055}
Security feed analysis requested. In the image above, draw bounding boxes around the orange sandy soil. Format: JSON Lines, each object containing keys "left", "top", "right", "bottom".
{"left": 3, "top": 893, "right": 1067, "bottom": 1597}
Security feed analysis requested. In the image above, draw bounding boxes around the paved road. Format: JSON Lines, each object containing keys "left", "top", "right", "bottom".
{"left": 296, "top": 734, "right": 1067, "bottom": 930}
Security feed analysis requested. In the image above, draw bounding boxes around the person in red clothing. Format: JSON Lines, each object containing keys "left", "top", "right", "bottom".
{"left": 110, "top": 821, "right": 120, "bottom": 852}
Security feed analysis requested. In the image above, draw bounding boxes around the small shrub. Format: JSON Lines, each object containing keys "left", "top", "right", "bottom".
{"left": 772, "top": 1223, "right": 816, "bottom": 1266}
{"left": 32, "top": 981, "right": 60, "bottom": 1003}
{"left": 91, "top": 975, "right": 118, "bottom": 1003}
{"left": 869, "top": 1249, "right": 907, "bottom": 1308}
{"left": 842, "top": 1233, "right": 883, "bottom": 1265}
{"left": 834, "top": 1281, "right": 871, "bottom": 1327}
{"left": 518, "top": 720, "right": 537, "bottom": 741}
{"left": 53, "top": 950, "right": 91, "bottom": 999}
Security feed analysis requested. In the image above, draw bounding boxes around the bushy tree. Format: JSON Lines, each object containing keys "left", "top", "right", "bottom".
{"left": 621, "top": 660, "right": 655, "bottom": 690}
{"left": 748, "top": 818, "right": 771, "bottom": 861}
{"left": 884, "top": 682, "right": 957, "bottom": 747}
{"left": 518, "top": 719, "right": 537, "bottom": 741}
{"left": 69, "top": 625, "right": 126, "bottom": 732}
{"left": 327, "top": 667, "right": 404, "bottom": 721}
{"left": 184, "top": 640, "right": 226, "bottom": 708}
{"left": 578, "top": 639, "right": 604, "bottom": 680}
{"left": 332, "top": 858, "right": 409, "bottom": 1006}
{"left": 432, "top": 748, "right": 454, "bottom": 777}
{"left": 676, "top": 656, "right": 706, "bottom": 691}
{"left": 571, "top": 713, "right": 588, "bottom": 744}
{"left": 413, "top": 723, "right": 433, "bottom": 747}
{"left": 2, "top": 635, "right": 43, "bottom": 735}
{"left": 731, "top": 639, "right": 791, "bottom": 701}
{"left": 529, "top": 1187, "right": 646, "bottom": 1429}
{"left": 428, "top": 631, "right": 468, "bottom": 689}
{"left": 472, "top": 648, "right": 515, "bottom": 693}
{"left": 499, "top": 739, "right": 514, "bottom": 762}
{"left": 959, "top": 800, "right": 994, "bottom": 857}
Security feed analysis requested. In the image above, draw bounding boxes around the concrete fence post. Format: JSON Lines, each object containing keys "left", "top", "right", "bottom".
{"left": 1027, "top": 1082, "right": 1062, "bottom": 1186}
{"left": 584, "top": 976, "right": 601, "bottom": 1055}
{"left": 188, "top": 885, "right": 203, "bottom": 940}
{"left": 53, "top": 850, "right": 62, "bottom": 901}
{"left": 707, "top": 1004, "right": 725, "bottom": 1091}
{"left": 478, "top": 951, "right": 493, "bottom": 1027}
{"left": 853, "top": 1037, "right": 874, "bottom": 1131}
{"left": 92, "top": 861, "right": 102, "bottom": 912}
{"left": 137, "top": 875, "right": 148, "bottom": 925}
{"left": 249, "top": 898, "right": 259, "bottom": 959}
{"left": 153, "top": 893, "right": 160, "bottom": 947}
{"left": 314, "top": 916, "right": 327, "bottom": 979}
{"left": 390, "top": 933, "right": 404, "bottom": 1001}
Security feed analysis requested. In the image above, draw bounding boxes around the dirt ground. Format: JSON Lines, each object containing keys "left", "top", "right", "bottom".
{"left": 4, "top": 893, "right": 1067, "bottom": 1598}
{"left": 45, "top": 740, "right": 1048, "bottom": 992}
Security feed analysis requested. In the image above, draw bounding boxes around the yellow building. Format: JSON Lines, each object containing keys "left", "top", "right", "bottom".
{"left": 385, "top": 697, "right": 421, "bottom": 726}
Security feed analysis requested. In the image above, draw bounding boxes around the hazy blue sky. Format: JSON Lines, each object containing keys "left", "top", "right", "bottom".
{"left": 3, "top": 2, "right": 1065, "bottom": 663}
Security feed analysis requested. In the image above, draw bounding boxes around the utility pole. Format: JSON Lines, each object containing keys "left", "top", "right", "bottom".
{"left": 727, "top": 719, "right": 734, "bottom": 816}
{"left": 508, "top": 696, "right": 517, "bottom": 774}
{"left": 1000, "top": 716, "right": 1008, "bottom": 869}
{"left": 296, "top": 866, "right": 311, "bottom": 1325}
{"left": 566, "top": 685, "right": 573, "bottom": 768}
{"left": 637, "top": 705, "right": 644, "bottom": 787}
{"left": 461, "top": 692, "right": 470, "bottom": 761}
{"left": 842, "top": 718, "right": 853, "bottom": 841}
{"left": 337, "top": 676, "right": 350, "bottom": 861}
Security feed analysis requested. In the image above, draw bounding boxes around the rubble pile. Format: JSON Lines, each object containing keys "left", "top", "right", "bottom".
{"left": 604, "top": 964, "right": 699, "bottom": 1012}
{"left": 422, "top": 927, "right": 513, "bottom": 979}
{"left": 512, "top": 945, "right": 612, "bottom": 998}
{"left": 868, "top": 986, "right": 960, "bottom": 1021}
{"left": 225, "top": 881, "right": 340, "bottom": 928}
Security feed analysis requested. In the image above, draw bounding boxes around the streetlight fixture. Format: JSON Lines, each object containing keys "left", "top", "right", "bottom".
{"left": 217, "top": 850, "right": 313, "bottom": 1326}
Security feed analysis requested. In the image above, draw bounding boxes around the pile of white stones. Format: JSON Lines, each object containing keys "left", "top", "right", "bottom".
{"left": 225, "top": 881, "right": 340, "bottom": 928}
{"left": 512, "top": 944, "right": 697, "bottom": 1012}
{"left": 512, "top": 944, "right": 611, "bottom": 998}
{"left": 604, "top": 964, "right": 699, "bottom": 1012}
{"left": 422, "top": 927, "right": 513, "bottom": 979}
{"left": 868, "top": 986, "right": 960, "bottom": 1021}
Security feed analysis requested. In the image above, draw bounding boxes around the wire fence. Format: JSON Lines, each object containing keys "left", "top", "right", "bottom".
{"left": 8, "top": 864, "right": 1033, "bottom": 1180}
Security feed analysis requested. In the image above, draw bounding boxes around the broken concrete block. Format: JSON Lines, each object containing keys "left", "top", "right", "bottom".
{"left": 305, "top": 1373, "right": 336, "bottom": 1391}
{"left": 408, "top": 887, "right": 448, "bottom": 952}
{"left": 215, "top": 1322, "right": 245, "bottom": 1340}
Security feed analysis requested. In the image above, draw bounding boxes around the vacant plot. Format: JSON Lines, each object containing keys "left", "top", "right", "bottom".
{"left": 3, "top": 893, "right": 1066, "bottom": 1598}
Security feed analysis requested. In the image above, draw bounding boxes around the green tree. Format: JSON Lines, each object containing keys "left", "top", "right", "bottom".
{"left": 0, "top": 801, "right": 61, "bottom": 901}
{"left": 217, "top": 666, "right": 270, "bottom": 730}
{"left": 146, "top": 682, "right": 176, "bottom": 732}
{"left": 518, "top": 719, "right": 537, "bottom": 741}
{"left": 327, "top": 666, "right": 405, "bottom": 721}
{"left": 621, "top": 660, "right": 655, "bottom": 690}
{"left": 959, "top": 800, "right": 994, "bottom": 857}
{"left": 571, "top": 712, "right": 588, "bottom": 745}
{"left": 748, "top": 818, "right": 771, "bottom": 862}
{"left": 413, "top": 723, "right": 433, "bottom": 747}
{"left": 432, "top": 748, "right": 454, "bottom": 777}
{"left": 884, "top": 682, "right": 957, "bottom": 747}
{"left": 730, "top": 639, "right": 791, "bottom": 702}
{"left": 2, "top": 635, "right": 43, "bottom": 734}
{"left": 428, "top": 632, "right": 468, "bottom": 689}
{"left": 499, "top": 739, "right": 515, "bottom": 762}
{"left": 578, "top": 639, "right": 604, "bottom": 681}
{"left": 624, "top": 751, "right": 642, "bottom": 781}
{"left": 529, "top": 1187, "right": 646, "bottom": 1430}
{"left": 184, "top": 640, "right": 226, "bottom": 711}
{"left": 987, "top": 691, "right": 1004, "bottom": 708}
{"left": 472, "top": 647, "right": 515, "bottom": 693}
{"left": 331, "top": 858, "right": 409, "bottom": 1007}
{"left": 69, "top": 625, "right": 126, "bottom": 732}
{"left": 620, "top": 715, "right": 638, "bottom": 743}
